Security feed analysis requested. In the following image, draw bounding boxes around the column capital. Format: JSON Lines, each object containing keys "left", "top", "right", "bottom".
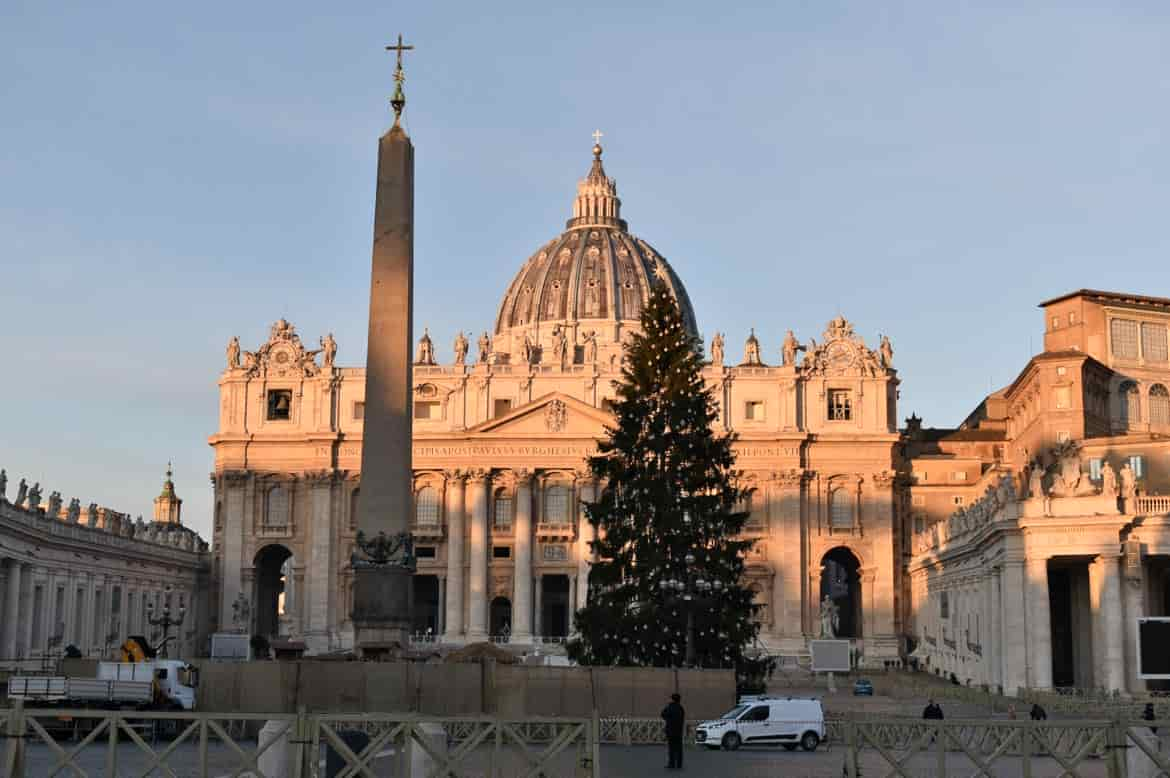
{"left": 467, "top": 468, "right": 491, "bottom": 482}
{"left": 771, "top": 469, "right": 804, "bottom": 490}
{"left": 1092, "top": 551, "right": 1122, "bottom": 564}
{"left": 305, "top": 469, "right": 337, "bottom": 487}
{"left": 442, "top": 469, "right": 467, "bottom": 484}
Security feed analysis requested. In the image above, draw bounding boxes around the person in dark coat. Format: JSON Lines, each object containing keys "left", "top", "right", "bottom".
{"left": 922, "top": 699, "right": 944, "bottom": 720}
{"left": 1029, "top": 703, "right": 1047, "bottom": 721}
{"left": 1144, "top": 703, "right": 1158, "bottom": 734}
{"left": 661, "top": 693, "right": 685, "bottom": 769}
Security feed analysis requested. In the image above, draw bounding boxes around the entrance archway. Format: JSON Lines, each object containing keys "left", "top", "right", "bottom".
{"left": 490, "top": 597, "right": 512, "bottom": 639}
{"left": 820, "top": 547, "right": 862, "bottom": 638}
{"left": 541, "top": 575, "right": 571, "bottom": 639}
{"left": 254, "top": 544, "right": 292, "bottom": 638}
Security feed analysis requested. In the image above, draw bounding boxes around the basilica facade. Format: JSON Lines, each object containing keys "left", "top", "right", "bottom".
{"left": 208, "top": 143, "right": 904, "bottom": 662}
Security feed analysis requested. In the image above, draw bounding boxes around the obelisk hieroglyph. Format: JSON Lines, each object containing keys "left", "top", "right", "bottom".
{"left": 352, "top": 35, "right": 416, "bottom": 656}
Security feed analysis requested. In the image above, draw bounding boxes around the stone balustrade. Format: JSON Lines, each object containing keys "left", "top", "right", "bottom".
{"left": 1136, "top": 495, "right": 1170, "bottom": 515}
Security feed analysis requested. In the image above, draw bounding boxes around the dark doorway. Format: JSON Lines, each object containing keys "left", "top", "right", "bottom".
{"left": 490, "top": 597, "right": 512, "bottom": 639}
{"left": 1048, "top": 559, "right": 1092, "bottom": 688}
{"left": 820, "top": 547, "right": 862, "bottom": 638}
{"left": 254, "top": 545, "right": 292, "bottom": 638}
{"left": 542, "top": 575, "right": 571, "bottom": 639}
{"left": 413, "top": 575, "right": 440, "bottom": 637}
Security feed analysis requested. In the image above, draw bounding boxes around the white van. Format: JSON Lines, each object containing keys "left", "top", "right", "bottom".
{"left": 694, "top": 697, "right": 825, "bottom": 752}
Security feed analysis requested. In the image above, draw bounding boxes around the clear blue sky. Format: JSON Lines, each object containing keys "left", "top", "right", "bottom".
{"left": 2, "top": 1, "right": 1168, "bottom": 538}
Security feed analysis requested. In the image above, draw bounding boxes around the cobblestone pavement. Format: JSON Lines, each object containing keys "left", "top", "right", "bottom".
{"left": 18, "top": 740, "right": 1119, "bottom": 777}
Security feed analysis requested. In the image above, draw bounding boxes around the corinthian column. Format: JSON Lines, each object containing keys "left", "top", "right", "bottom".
{"left": 466, "top": 470, "right": 490, "bottom": 641}
{"left": 1026, "top": 557, "right": 1053, "bottom": 690}
{"left": 2, "top": 560, "right": 23, "bottom": 658}
{"left": 512, "top": 470, "right": 535, "bottom": 642}
{"left": 443, "top": 470, "right": 466, "bottom": 641}
{"left": 576, "top": 476, "right": 597, "bottom": 614}
{"left": 1090, "top": 553, "right": 1125, "bottom": 691}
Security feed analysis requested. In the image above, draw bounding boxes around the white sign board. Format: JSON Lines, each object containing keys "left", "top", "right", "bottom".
{"left": 809, "top": 639, "right": 851, "bottom": 672}
{"left": 210, "top": 633, "right": 251, "bottom": 661}
{"left": 1138, "top": 618, "right": 1170, "bottom": 679}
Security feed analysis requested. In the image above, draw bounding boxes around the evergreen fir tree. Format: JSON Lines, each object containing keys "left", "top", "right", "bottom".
{"left": 568, "top": 283, "right": 759, "bottom": 669}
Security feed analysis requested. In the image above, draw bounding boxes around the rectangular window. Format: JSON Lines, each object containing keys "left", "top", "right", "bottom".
{"left": 1052, "top": 316, "right": 1060, "bottom": 330}
{"left": 953, "top": 496, "right": 965, "bottom": 506}
{"left": 1056, "top": 366, "right": 1067, "bottom": 376}
{"left": 951, "top": 471, "right": 967, "bottom": 482}
{"left": 1142, "top": 323, "right": 1168, "bottom": 362}
{"left": 744, "top": 400, "right": 765, "bottom": 421}
{"left": 413, "top": 401, "right": 440, "bottom": 420}
{"left": 827, "top": 390, "right": 852, "bottom": 421}
{"left": 1111, "top": 318, "right": 1139, "bottom": 359}
{"left": 1054, "top": 386, "right": 1071, "bottom": 409}
{"left": 912, "top": 495, "right": 926, "bottom": 507}
{"left": 542, "top": 544, "right": 568, "bottom": 561}
{"left": 913, "top": 471, "right": 928, "bottom": 483}
{"left": 1089, "top": 458, "right": 1103, "bottom": 481}
{"left": 266, "top": 390, "right": 292, "bottom": 421}
{"left": 493, "top": 398, "right": 513, "bottom": 418}
{"left": 1057, "top": 430, "right": 1071, "bottom": 443}
{"left": 492, "top": 546, "right": 511, "bottom": 559}
{"left": 940, "top": 592, "right": 949, "bottom": 620}
{"left": 1069, "top": 312, "right": 1077, "bottom": 325}
{"left": 1130, "top": 455, "right": 1145, "bottom": 479}
{"left": 545, "top": 487, "right": 570, "bottom": 526}
{"left": 415, "top": 546, "right": 436, "bottom": 559}
{"left": 352, "top": 401, "right": 365, "bottom": 420}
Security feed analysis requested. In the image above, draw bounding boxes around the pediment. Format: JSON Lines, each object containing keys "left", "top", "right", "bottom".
{"left": 466, "top": 392, "right": 613, "bottom": 437}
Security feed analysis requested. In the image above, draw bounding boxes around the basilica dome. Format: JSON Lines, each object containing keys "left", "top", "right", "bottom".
{"left": 493, "top": 143, "right": 698, "bottom": 358}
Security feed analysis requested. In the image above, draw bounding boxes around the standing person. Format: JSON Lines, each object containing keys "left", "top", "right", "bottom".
{"left": 1029, "top": 703, "right": 1047, "bottom": 721}
{"left": 1144, "top": 703, "right": 1158, "bottom": 735}
{"left": 1007, "top": 705, "right": 1017, "bottom": 720}
{"left": 662, "top": 693, "right": 685, "bottom": 769}
{"left": 922, "top": 699, "right": 944, "bottom": 720}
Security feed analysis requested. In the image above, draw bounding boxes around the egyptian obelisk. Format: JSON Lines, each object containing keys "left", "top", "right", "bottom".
{"left": 352, "top": 36, "right": 416, "bottom": 656}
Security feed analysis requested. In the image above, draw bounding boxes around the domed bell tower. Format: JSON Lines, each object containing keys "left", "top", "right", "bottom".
{"left": 153, "top": 463, "right": 182, "bottom": 525}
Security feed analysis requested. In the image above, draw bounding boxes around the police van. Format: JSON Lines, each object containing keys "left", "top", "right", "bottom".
{"left": 694, "top": 697, "right": 825, "bottom": 752}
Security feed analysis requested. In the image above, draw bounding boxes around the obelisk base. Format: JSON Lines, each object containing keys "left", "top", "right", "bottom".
{"left": 353, "top": 567, "right": 414, "bottom": 659}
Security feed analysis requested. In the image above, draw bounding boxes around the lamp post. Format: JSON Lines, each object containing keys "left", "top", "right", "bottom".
{"left": 146, "top": 586, "right": 186, "bottom": 658}
{"left": 659, "top": 551, "right": 727, "bottom": 667}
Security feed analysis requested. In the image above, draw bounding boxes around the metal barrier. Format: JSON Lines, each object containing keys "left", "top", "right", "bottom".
{"left": 1, "top": 702, "right": 601, "bottom": 777}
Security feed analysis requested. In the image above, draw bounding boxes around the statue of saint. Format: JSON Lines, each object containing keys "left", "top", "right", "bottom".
{"left": 819, "top": 595, "right": 840, "bottom": 638}
{"left": 415, "top": 328, "right": 436, "bottom": 365}
{"left": 14, "top": 478, "right": 27, "bottom": 507}
{"left": 477, "top": 332, "right": 492, "bottom": 364}
{"left": 66, "top": 498, "right": 80, "bottom": 524}
{"left": 1027, "top": 462, "right": 1045, "bottom": 499}
{"left": 27, "top": 483, "right": 42, "bottom": 512}
{"left": 743, "top": 329, "right": 762, "bottom": 366}
{"left": 453, "top": 331, "right": 469, "bottom": 366}
{"left": 0, "top": 468, "right": 6, "bottom": 501}
{"left": 710, "top": 332, "right": 725, "bottom": 366}
{"left": 782, "top": 330, "right": 804, "bottom": 366}
{"left": 1101, "top": 460, "right": 1118, "bottom": 497}
{"left": 226, "top": 336, "right": 241, "bottom": 369}
{"left": 320, "top": 333, "right": 337, "bottom": 369}
{"left": 523, "top": 332, "right": 536, "bottom": 365}
{"left": 552, "top": 326, "right": 569, "bottom": 368}
{"left": 1120, "top": 462, "right": 1138, "bottom": 510}
{"left": 879, "top": 335, "right": 894, "bottom": 368}
{"left": 47, "top": 491, "right": 62, "bottom": 519}
{"left": 582, "top": 331, "right": 598, "bottom": 364}
{"left": 86, "top": 503, "right": 99, "bottom": 528}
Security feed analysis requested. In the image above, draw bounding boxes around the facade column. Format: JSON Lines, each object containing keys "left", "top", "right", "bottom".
{"left": 437, "top": 576, "right": 446, "bottom": 636}
{"left": 84, "top": 573, "right": 97, "bottom": 654}
{"left": 465, "top": 470, "right": 490, "bottom": 641}
{"left": 575, "top": 478, "right": 596, "bottom": 614}
{"left": 1000, "top": 560, "right": 1028, "bottom": 695}
{"left": 306, "top": 473, "right": 334, "bottom": 652}
{"left": 1090, "top": 553, "right": 1126, "bottom": 691}
{"left": 218, "top": 473, "right": 247, "bottom": 635}
{"left": 534, "top": 575, "right": 543, "bottom": 638}
{"left": 512, "top": 471, "right": 534, "bottom": 642}
{"left": 772, "top": 472, "right": 802, "bottom": 639}
{"left": 989, "top": 566, "right": 1003, "bottom": 692}
{"left": 442, "top": 471, "right": 466, "bottom": 641}
{"left": 1025, "top": 557, "right": 1053, "bottom": 690}
{"left": 43, "top": 570, "right": 58, "bottom": 652}
{"left": 118, "top": 581, "right": 130, "bottom": 645}
{"left": 1123, "top": 541, "right": 1146, "bottom": 693}
{"left": 2, "top": 560, "right": 23, "bottom": 659}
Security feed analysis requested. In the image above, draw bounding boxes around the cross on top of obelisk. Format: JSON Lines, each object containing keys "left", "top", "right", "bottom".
{"left": 386, "top": 34, "right": 415, "bottom": 126}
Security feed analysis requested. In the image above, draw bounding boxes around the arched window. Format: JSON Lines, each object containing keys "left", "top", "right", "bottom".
{"left": 1150, "top": 384, "right": 1170, "bottom": 427}
{"left": 830, "top": 488, "right": 853, "bottom": 529}
{"left": 493, "top": 490, "right": 514, "bottom": 531}
{"left": 1120, "top": 381, "right": 1141, "bottom": 427}
{"left": 415, "top": 486, "right": 440, "bottom": 527}
{"left": 545, "top": 485, "right": 570, "bottom": 526}
{"left": 265, "top": 485, "right": 289, "bottom": 527}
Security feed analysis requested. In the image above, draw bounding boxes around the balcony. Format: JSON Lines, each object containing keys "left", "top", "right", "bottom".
{"left": 1136, "top": 495, "right": 1170, "bottom": 515}
{"left": 535, "top": 521, "right": 575, "bottom": 542}
{"left": 412, "top": 520, "right": 445, "bottom": 541}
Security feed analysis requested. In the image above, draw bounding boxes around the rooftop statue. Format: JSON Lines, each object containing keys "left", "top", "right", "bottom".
{"left": 551, "top": 325, "right": 569, "bottom": 368}
{"left": 320, "top": 333, "right": 337, "bottom": 369}
{"left": 66, "top": 498, "right": 80, "bottom": 524}
{"left": 781, "top": 330, "right": 804, "bottom": 366}
{"left": 47, "top": 491, "right": 62, "bottom": 519}
{"left": 879, "top": 334, "right": 894, "bottom": 368}
{"left": 1101, "top": 460, "right": 1119, "bottom": 497}
{"left": 582, "top": 330, "right": 598, "bottom": 364}
{"left": 710, "top": 332, "right": 724, "bottom": 367}
{"left": 477, "top": 332, "right": 491, "bottom": 364}
{"left": 86, "top": 503, "right": 99, "bottom": 528}
{"left": 27, "top": 483, "right": 42, "bottom": 512}
{"left": 0, "top": 468, "right": 7, "bottom": 501}
{"left": 14, "top": 478, "right": 27, "bottom": 507}
{"left": 226, "top": 336, "right": 241, "bottom": 369}
{"left": 453, "top": 331, "right": 469, "bottom": 366}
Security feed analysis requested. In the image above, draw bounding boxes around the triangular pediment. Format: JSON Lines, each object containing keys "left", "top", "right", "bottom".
{"left": 466, "top": 392, "right": 613, "bottom": 437}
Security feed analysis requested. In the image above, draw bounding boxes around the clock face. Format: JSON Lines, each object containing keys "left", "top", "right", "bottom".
{"left": 826, "top": 342, "right": 854, "bottom": 371}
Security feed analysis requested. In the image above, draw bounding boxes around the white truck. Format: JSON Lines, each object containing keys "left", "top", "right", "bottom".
{"left": 7, "top": 659, "right": 199, "bottom": 710}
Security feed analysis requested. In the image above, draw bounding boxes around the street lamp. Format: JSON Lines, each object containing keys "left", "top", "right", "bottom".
{"left": 146, "top": 586, "right": 187, "bottom": 658}
{"left": 658, "top": 551, "right": 727, "bottom": 667}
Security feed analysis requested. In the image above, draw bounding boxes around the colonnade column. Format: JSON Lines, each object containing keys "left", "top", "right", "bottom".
{"left": 1122, "top": 541, "right": 1147, "bottom": 694}
{"left": 2, "top": 560, "right": 23, "bottom": 658}
{"left": 1025, "top": 557, "right": 1053, "bottom": 690}
{"left": 1000, "top": 560, "right": 1028, "bottom": 695}
{"left": 465, "top": 469, "right": 490, "bottom": 641}
{"left": 575, "top": 477, "right": 596, "bottom": 614}
{"left": 989, "top": 566, "right": 1003, "bottom": 692}
{"left": 306, "top": 473, "right": 334, "bottom": 649}
{"left": 512, "top": 470, "right": 534, "bottom": 642}
{"left": 443, "top": 470, "right": 466, "bottom": 641}
{"left": 1090, "top": 553, "right": 1126, "bottom": 691}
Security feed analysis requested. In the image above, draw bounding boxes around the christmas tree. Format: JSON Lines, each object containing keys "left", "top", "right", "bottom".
{"left": 568, "top": 283, "right": 759, "bottom": 669}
